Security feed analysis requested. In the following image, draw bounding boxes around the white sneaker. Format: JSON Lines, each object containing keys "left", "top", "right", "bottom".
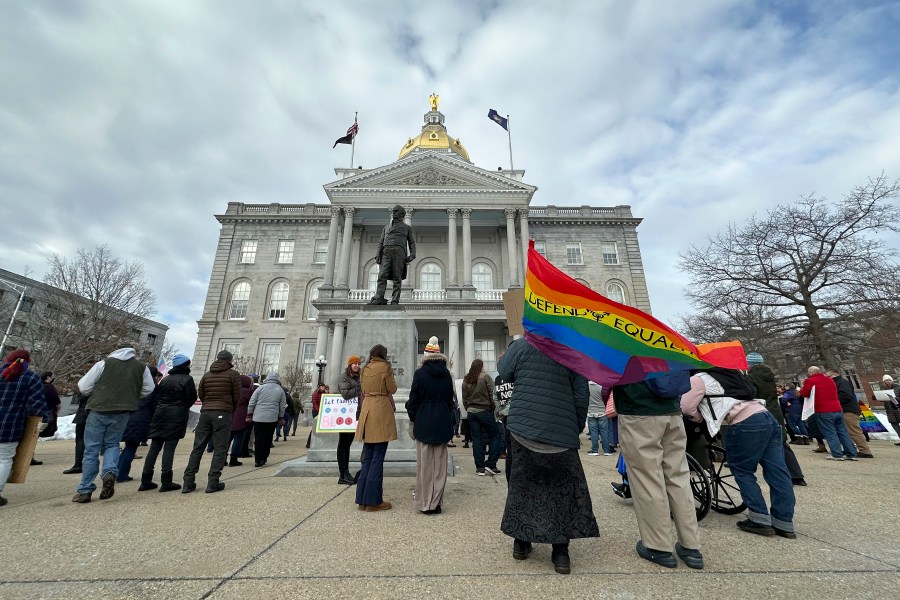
{"left": 844, "top": 456, "right": 859, "bottom": 461}
{"left": 484, "top": 466, "right": 502, "bottom": 476}
{"left": 825, "top": 456, "right": 845, "bottom": 461}
{"left": 603, "top": 452, "right": 613, "bottom": 456}
{"left": 587, "top": 452, "right": 599, "bottom": 456}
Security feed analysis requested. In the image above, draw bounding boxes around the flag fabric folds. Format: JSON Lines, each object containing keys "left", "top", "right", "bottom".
{"left": 333, "top": 119, "right": 359, "bottom": 148}
{"left": 487, "top": 109, "right": 508, "bottom": 130}
{"left": 156, "top": 357, "right": 168, "bottom": 377}
{"left": 522, "top": 241, "right": 747, "bottom": 388}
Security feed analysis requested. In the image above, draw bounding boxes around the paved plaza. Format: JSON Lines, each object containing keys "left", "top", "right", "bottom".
{"left": 2, "top": 429, "right": 898, "bottom": 599}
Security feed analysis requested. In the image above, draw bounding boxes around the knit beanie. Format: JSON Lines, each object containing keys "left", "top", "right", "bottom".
{"left": 217, "top": 350, "right": 233, "bottom": 362}
{"left": 424, "top": 336, "right": 441, "bottom": 354}
{"left": 746, "top": 352, "right": 764, "bottom": 366}
{"left": 171, "top": 354, "right": 191, "bottom": 368}
{"left": 347, "top": 355, "right": 362, "bottom": 367}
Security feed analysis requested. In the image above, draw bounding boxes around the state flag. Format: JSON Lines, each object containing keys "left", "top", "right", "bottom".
{"left": 487, "top": 109, "right": 508, "bottom": 130}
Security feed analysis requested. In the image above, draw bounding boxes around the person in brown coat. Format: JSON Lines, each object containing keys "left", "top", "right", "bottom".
{"left": 182, "top": 350, "right": 241, "bottom": 494}
{"left": 355, "top": 344, "right": 398, "bottom": 511}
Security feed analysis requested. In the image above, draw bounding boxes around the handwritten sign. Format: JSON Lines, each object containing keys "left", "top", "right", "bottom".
{"left": 316, "top": 393, "right": 359, "bottom": 433}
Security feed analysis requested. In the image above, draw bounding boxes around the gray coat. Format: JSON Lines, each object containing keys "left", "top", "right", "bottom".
{"left": 248, "top": 373, "right": 287, "bottom": 423}
{"left": 497, "top": 338, "right": 589, "bottom": 449}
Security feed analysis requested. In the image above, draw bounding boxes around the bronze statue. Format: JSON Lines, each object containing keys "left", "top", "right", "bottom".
{"left": 369, "top": 205, "right": 416, "bottom": 305}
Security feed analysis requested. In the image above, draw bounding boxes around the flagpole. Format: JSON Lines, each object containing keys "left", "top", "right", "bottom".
{"left": 506, "top": 114, "right": 514, "bottom": 170}
{"left": 350, "top": 112, "right": 357, "bottom": 169}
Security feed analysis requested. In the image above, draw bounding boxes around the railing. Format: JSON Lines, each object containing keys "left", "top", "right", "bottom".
{"left": 474, "top": 289, "right": 505, "bottom": 301}
{"left": 349, "top": 290, "right": 372, "bottom": 301}
{"left": 346, "top": 289, "right": 505, "bottom": 302}
{"left": 412, "top": 290, "right": 447, "bottom": 301}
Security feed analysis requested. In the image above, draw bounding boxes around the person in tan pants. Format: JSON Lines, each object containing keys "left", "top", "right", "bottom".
{"left": 826, "top": 369, "right": 873, "bottom": 458}
{"left": 613, "top": 378, "right": 703, "bottom": 569}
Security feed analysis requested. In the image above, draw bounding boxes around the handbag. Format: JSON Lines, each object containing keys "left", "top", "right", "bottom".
{"left": 605, "top": 395, "right": 617, "bottom": 418}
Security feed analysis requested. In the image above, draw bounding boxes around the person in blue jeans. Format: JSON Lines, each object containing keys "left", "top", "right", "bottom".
{"left": 462, "top": 359, "right": 501, "bottom": 475}
{"left": 798, "top": 366, "right": 857, "bottom": 460}
{"left": 586, "top": 382, "right": 612, "bottom": 455}
{"left": 780, "top": 384, "right": 808, "bottom": 438}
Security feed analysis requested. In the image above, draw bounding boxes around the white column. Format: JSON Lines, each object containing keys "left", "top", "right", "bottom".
{"left": 447, "top": 208, "right": 458, "bottom": 287}
{"left": 336, "top": 207, "right": 355, "bottom": 287}
{"left": 461, "top": 208, "right": 472, "bottom": 287}
{"left": 448, "top": 318, "right": 460, "bottom": 378}
{"left": 322, "top": 207, "right": 341, "bottom": 287}
{"left": 349, "top": 226, "right": 363, "bottom": 289}
{"left": 505, "top": 208, "right": 518, "bottom": 288}
{"left": 327, "top": 318, "right": 346, "bottom": 389}
{"left": 519, "top": 208, "right": 530, "bottom": 277}
{"left": 315, "top": 322, "right": 329, "bottom": 362}
{"left": 463, "top": 319, "right": 475, "bottom": 372}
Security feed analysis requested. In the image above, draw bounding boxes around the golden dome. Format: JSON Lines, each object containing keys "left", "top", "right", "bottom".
{"left": 398, "top": 98, "right": 470, "bottom": 161}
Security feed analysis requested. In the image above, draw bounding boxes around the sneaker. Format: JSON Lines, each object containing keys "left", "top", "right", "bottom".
{"left": 476, "top": 468, "right": 486, "bottom": 476}
{"left": 825, "top": 456, "right": 845, "bottom": 461}
{"left": 484, "top": 466, "right": 502, "bottom": 476}
{"left": 587, "top": 452, "right": 600, "bottom": 456}
{"left": 513, "top": 539, "right": 533, "bottom": 560}
{"left": 844, "top": 456, "right": 859, "bottom": 461}
{"left": 636, "top": 540, "right": 677, "bottom": 568}
{"left": 603, "top": 452, "right": 613, "bottom": 456}
{"left": 813, "top": 444, "right": 828, "bottom": 453}
{"left": 611, "top": 481, "right": 631, "bottom": 499}
{"left": 736, "top": 519, "right": 776, "bottom": 536}
{"left": 675, "top": 542, "right": 704, "bottom": 569}
{"left": 98, "top": 472, "right": 116, "bottom": 500}
{"left": 773, "top": 527, "right": 797, "bottom": 539}
{"left": 71, "top": 493, "right": 92, "bottom": 503}
{"left": 205, "top": 482, "right": 226, "bottom": 494}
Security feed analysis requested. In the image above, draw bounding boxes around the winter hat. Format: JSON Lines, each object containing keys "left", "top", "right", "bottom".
{"left": 216, "top": 349, "right": 234, "bottom": 362}
{"left": 424, "top": 336, "right": 441, "bottom": 354}
{"left": 347, "top": 355, "right": 362, "bottom": 367}
{"left": 883, "top": 374, "right": 894, "bottom": 383}
{"left": 746, "top": 352, "right": 764, "bottom": 366}
{"left": 171, "top": 354, "right": 191, "bottom": 367}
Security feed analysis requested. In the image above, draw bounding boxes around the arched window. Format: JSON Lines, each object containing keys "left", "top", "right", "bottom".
{"left": 606, "top": 282, "right": 627, "bottom": 305}
{"left": 368, "top": 264, "right": 379, "bottom": 290}
{"left": 268, "top": 281, "right": 289, "bottom": 319}
{"left": 472, "top": 263, "right": 493, "bottom": 290}
{"left": 575, "top": 278, "right": 591, "bottom": 290}
{"left": 420, "top": 263, "right": 442, "bottom": 290}
{"left": 228, "top": 282, "right": 251, "bottom": 319}
{"left": 306, "top": 280, "right": 322, "bottom": 320}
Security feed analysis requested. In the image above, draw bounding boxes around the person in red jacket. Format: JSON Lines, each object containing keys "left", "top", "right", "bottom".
{"left": 306, "top": 382, "right": 329, "bottom": 449}
{"left": 798, "top": 366, "right": 858, "bottom": 460}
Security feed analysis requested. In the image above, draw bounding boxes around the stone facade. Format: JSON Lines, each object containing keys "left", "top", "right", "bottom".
{"left": 195, "top": 109, "right": 652, "bottom": 395}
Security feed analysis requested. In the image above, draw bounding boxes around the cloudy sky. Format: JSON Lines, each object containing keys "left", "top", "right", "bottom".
{"left": 2, "top": 1, "right": 899, "bottom": 357}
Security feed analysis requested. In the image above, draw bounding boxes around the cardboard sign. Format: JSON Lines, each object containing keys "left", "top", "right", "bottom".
{"left": 316, "top": 393, "right": 358, "bottom": 433}
{"left": 503, "top": 289, "right": 525, "bottom": 336}
{"left": 8, "top": 416, "right": 42, "bottom": 484}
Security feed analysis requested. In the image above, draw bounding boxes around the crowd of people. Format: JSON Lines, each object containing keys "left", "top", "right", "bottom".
{"left": 0, "top": 342, "right": 896, "bottom": 576}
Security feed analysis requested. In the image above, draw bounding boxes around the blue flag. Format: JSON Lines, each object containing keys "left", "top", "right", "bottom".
{"left": 487, "top": 109, "right": 508, "bottom": 131}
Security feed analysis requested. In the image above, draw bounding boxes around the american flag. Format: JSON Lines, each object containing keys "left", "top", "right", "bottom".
{"left": 333, "top": 117, "right": 359, "bottom": 148}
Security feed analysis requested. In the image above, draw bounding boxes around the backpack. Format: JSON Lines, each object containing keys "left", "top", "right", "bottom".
{"left": 703, "top": 367, "right": 757, "bottom": 400}
{"left": 644, "top": 371, "right": 692, "bottom": 399}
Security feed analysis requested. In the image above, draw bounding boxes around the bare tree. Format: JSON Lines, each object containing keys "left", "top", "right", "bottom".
{"left": 230, "top": 354, "right": 258, "bottom": 377}
{"left": 12, "top": 245, "right": 157, "bottom": 381}
{"left": 280, "top": 362, "right": 313, "bottom": 406}
{"left": 679, "top": 175, "right": 900, "bottom": 369}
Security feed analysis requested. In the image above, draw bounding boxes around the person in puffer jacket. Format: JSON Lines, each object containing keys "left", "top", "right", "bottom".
{"left": 246, "top": 372, "right": 287, "bottom": 468}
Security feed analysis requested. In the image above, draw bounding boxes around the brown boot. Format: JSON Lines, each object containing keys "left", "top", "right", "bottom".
{"left": 365, "top": 501, "right": 393, "bottom": 512}
{"left": 813, "top": 442, "right": 827, "bottom": 453}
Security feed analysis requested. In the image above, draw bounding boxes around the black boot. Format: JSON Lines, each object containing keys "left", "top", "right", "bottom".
{"left": 159, "top": 470, "right": 181, "bottom": 493}
{"left": 551, "top": 543, "right": 571, "bottom": 574}
{"left": 338, "top": 470, "right": 355, "bottom": 485}
{"left": 138, "top": 470, "right": 158, "bottom": 491}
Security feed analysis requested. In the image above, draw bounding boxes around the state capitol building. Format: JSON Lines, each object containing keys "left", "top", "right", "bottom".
{"left": 195, "top": 101, "right": 652, "bottom": 389}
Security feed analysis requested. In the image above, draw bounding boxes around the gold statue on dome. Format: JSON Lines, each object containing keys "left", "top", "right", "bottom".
{"left": 429, "top": 93, "right": 440, "bottom": 111}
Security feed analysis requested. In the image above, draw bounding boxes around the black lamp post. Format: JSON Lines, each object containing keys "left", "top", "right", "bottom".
{"left": 315, "top": 355, "right": 327, "bottom": 386}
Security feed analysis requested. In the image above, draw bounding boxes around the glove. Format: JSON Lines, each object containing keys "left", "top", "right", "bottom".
{"left": 405, "top": 255, "right": 415, "bottom": 263}
{"left": 36, "top": 421, "right": 48, "bottom": 433}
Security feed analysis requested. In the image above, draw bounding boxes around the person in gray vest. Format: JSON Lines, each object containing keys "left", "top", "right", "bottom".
{"left": 73, "top": 346, "right": 154, "bottom": 503}
{"left": 182, "top": 350, "right": 241, "bottom": 494}
{"left": 368, "top": 205, "right": 416, "bottom": 305}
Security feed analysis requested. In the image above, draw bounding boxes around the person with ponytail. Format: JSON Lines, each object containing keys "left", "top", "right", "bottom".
{"left": 0, "top": 349, "right": 50, "bottom": 507}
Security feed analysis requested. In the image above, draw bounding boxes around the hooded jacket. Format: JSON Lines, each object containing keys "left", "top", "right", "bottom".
{"left": 198, "top": 359, "right": 241, "bottom": 413}
{"left": 406, "top": 353, "right": 455, "bottom": 444}
{"left": 746, "top": 363, "right": 785, "bottom": 426}
{"left": 248, "top": 373, "right": 287, "bottom": 423}
{"left": 148, "top": 363, "right": 197, "bottom": 440}
{"left": 231, "top": 375, "right": 253, "bottom": 430}
{"left": 355, "top": 357, "right": 398, "bottom": 443}
{"left": 79, "top": 348, "right": 155, "bottom": 413}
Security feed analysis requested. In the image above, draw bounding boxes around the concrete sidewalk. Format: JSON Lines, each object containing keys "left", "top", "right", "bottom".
{"left": 1, "top": 428, "right": 898, "bottom": 599}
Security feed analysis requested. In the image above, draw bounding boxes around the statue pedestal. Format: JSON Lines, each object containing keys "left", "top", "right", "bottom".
{"left": 275, "top": 306, "right": 454, "bottom": 477}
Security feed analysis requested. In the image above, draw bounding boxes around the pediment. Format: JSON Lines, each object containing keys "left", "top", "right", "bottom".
{"left": 324, "top": 153, "right": 535, "bottom": 194}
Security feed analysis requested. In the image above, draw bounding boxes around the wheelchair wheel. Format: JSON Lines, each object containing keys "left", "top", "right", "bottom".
{"left": 686, "top": 453, "right": 711, "bottom": 522}
{"left": 708, "top": 443, "right": 747, "bottom": 515}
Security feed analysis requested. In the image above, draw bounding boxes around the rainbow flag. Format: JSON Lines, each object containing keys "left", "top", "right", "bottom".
{"left": 523, "top": 241, "right": 747, "bottom": 387}
{"left": 859, "top": 404, "right": 888, "bottom": 433}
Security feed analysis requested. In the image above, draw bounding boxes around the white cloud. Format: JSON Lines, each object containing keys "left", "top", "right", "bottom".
{"left": 1, "top": 0, "right": 898, "bottom": 355}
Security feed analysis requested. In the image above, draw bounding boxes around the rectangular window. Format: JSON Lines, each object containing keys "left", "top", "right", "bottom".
{"left": 276, "top": 240, "right": 294, "bottom": 264}
{"left": 533, "top": 241, "right": 546, "bottom": 256}
{"left": 20, "top": 297, "right": 34, "bottom": 312}
{"left": 566, "top": 242, "right": 583, "bottom": 265}
{"left": 131, "top": 328, "right": 142, "bottom": 341}
{"left": 259, "top": 342, "right": 282, "bottom": 376}
{"left": 313, "top": 239, "right": 328, "bottom": 264}
{"left": 300, "top": 341, "right": 317, "bottom": 375}
{"left": 147, "top": 333, "right": 158, "bottom": 347}
{"left": 222, "top": 342, "right": 242, "bottom": 357}
{"left": 860, "top": 357, "right": 873, "bottom": 372}
{"left": 240, "top": 240, "right": 258, "bottom": 264}
{"left": 601, "top": 242, "right": 619, "bottom": 265}
{"left": 474, "top": 339, "right": 497, "bottom": 375}
{"left": 12, "top": 320, "right": 26, "bottom": 335}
